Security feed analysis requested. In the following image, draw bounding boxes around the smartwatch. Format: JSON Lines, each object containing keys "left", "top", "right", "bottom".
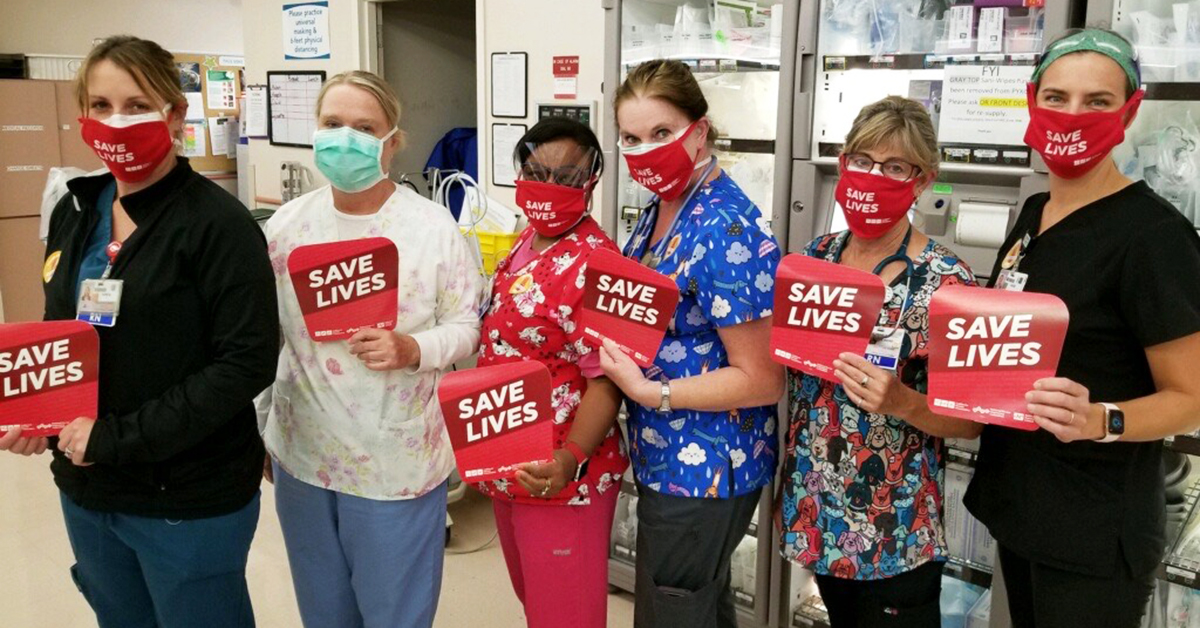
{"left": 656, "top": 379, "right": 672, "bottom": 414}
{"left": 564, "top": 441, "right": 589, "bottom": 482}
{"left": 1096, "top": 403, "right": 1125, "bottom": 443}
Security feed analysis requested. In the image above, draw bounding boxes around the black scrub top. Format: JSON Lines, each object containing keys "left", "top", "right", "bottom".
{"left": 964, "top": 181, "right": 1200, "bottom": 578}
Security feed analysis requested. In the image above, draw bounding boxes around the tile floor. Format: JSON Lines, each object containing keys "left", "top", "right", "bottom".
{"left": 0, "top": 453, "right": 635, "bottom": 627}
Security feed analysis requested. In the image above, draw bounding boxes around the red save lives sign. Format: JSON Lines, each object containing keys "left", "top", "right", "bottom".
{"left": 927, "top": 285, "right": 1069, "bottom": 430}
{"left": 437, "top": 361, "right": 554, "bottom": 483}
{"left": 769, "top": 254, "right": 886, "bottom": 381}
{"left": 0, "top": 321, "right": 99, "bottom": 437}
{"left": 580, "top": 249, "right": 679, "bottom": 368}
{"left": 287, "top": 238, "right": 399, "bottom": 342}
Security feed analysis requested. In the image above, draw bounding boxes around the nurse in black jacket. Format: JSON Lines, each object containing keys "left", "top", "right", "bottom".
{"left": 0, "top": 36, "right": 278, "bottom": 628}
{"left": 964, "top": 29, "right": 1200, "bottom": 627}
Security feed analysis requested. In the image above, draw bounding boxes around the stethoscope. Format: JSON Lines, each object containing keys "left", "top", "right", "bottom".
{"left": 635, "top": 157, "right": 719, "bottom": 270}
{"left": 835, "top": 225, "right": 917, "bottom": 328}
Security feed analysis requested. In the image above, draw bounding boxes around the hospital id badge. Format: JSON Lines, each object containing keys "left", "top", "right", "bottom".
{"left": 996, "top": 269, "right": 1028, "bottom": 292}
{"left": 865, "top": 326, "right": 904, "bottom": 370}
{"left": 77, "top": 279, "right": 123, "bottom": 327}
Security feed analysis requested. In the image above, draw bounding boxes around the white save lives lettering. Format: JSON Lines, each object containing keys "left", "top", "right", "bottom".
{"left": 308, "top": 254, "right": 387, "bottom": 307}
{"left": 1042, "top": 129, "right": 1087, "bottom": 157}
{"left": 843, "top": 188, "right": 878, "bottom": 213}
{"left": 0, "top": 339, "right": 85, "bottom": 397}
{"left": 945, "top": 314, "right": 1041, "bottom": 367}
{"left": 633, "top": 167, "right": 663, "bottom": 186}
{"left": 785, "top": 282, "right": 861, "bottom": 333}
{"left": 91, "top": 140, "right": 135, "bottom": 164}
{"left": 457, "top": 380, "right": 538, "bottom": 443}
{"left": 594, "top": 274, "right": 660, "bottom": 325}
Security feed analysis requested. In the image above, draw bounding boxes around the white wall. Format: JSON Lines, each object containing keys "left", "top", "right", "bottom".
{"left": 381, "top": 0, "right": 476, "bottom": 198}
{"left": 1, "top": 0, "right": 244, "bottom": 56}
{"left": 476, "top": 0, "right": 608, "bottom": 220}
{"left": 242, "top": 0, "right": 371, "bottom": 206}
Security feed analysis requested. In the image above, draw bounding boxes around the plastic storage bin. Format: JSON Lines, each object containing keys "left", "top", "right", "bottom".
{"left": 461, "top": 228, "right": 518, "bottom": 275}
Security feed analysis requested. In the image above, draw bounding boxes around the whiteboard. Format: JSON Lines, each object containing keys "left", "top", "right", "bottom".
{"left": 268, "top": 71, "right": 325, "bottom": 148}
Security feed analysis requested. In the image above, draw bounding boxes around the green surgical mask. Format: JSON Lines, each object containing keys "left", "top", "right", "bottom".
{"left": 313, "top": 126, "right": 398, "bottom": 193}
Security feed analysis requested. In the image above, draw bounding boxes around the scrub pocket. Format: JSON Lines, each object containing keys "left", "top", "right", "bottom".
{"left": 644, "top": 573, "right": 725, "bottom": 628}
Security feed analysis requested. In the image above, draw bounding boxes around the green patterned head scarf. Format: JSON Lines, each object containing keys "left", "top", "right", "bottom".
{"left": 1031, "top": 29, "right": 1141, "bottom": 93}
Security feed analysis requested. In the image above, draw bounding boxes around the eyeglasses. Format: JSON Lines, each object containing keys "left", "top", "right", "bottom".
{"left": 842, "top": 153, "right": 922, "bottom": 182}
{"left": 519, "top": 163, "right": 594, "bottom": 189}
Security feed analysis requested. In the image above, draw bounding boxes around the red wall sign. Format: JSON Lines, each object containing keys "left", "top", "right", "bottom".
{"left": 287, "top": 237, "right": 399, "bottom": 342}
{"left": 0, "top": 321, "right": 99, "bottom": 437}
{"left": 552, "top": 55, "right": 580, "bottom": 76}
{"left": 927, "top": 285, "right": 1069, "bottom": 430}
{"left": 580, "top": 249, "right": 679, "bottom": 368}
{"left": 770, "top": 254, "right": 887, "bottom": 381}
{"left": 437, "top": 361, "right": 555, "bottom": 483}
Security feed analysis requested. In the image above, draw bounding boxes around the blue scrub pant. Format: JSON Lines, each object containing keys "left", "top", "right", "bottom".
{"left": 60, "top": 492, "right": 260, "bottom": 628}
{"left": 273, "top": 462, "right": 447, "bottom": 628}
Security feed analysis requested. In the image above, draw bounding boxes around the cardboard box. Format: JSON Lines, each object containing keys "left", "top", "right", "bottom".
{"left": 55, "top": 81, "right": 103, "bottom": 171}
{"left": 0, "top": 216, "right": 46, "bottom": 322}
{"left": 0, "top": 80, "right": 61, "bottom": 218}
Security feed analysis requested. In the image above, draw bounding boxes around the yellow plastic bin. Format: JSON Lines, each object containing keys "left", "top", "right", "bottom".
{"left": 461, "top": 228, "right": 519, "bottom": 275}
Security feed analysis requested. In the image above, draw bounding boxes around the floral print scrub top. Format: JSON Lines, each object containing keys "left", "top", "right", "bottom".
{"left": 778, "top": 231, "right": 975, "bottom": 580}
{"left": 623, "top": 171, "right": 781, "bottom": 499}
{"left": 261, "top": 185, "right": 483, "bottom": 500}
{"left": 475, "top": 217, "right": 629, "bottom": 506}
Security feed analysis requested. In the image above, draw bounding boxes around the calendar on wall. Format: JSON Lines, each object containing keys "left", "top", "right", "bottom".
{"left": 267, "top": 70, "right": 326, "bottom": 148}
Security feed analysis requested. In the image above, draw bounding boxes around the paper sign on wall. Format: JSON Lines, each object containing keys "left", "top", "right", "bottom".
{"left": 283, "top": 1, "right": 331, "bottom": 60}
{"left": 927, "top": 285, "right": 1069, "bottom": 431}
{"left": 437, "top": 361, "right": 554, "bottom": 483}
{"left": 0, "top": 321, "right": 99, "bottom": 438}
{"left": 938, "top": 65, "right": 1030, "bottom": 147}
{"left": 287, "top": 238, "right": 399, "bottom": 342}
{"left": 580, "top": 250, "right": 679, "bottom": 368}
{"left": 553, "top": 55, "right": 579, "bottom": 99}
{"left": 769, "top": 254, "right": 887, "bottom": 381}
{"left": 206, "top": 70, "right": 237, "bottom": 111}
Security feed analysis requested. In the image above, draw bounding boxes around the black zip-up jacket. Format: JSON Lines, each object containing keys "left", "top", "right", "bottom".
{"left": 42, "top": 158, "right": 279, "bottom": 519}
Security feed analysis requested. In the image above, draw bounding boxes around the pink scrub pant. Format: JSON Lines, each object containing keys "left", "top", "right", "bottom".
{"left": 491, "top": 487, "right": 620, "bottom": 628}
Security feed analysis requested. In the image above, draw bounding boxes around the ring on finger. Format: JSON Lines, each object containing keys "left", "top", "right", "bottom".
{"left": 540, "top": 481, "right": 550, "bottom": 497}
{"left": 1070, "top": 411, "right": 1076, "bottom": 424}
{"left": 64, "top": 447, "right": 74, "bottom": 456}
{"left": 860, "top": 376, "right": 870, "bottom": 388}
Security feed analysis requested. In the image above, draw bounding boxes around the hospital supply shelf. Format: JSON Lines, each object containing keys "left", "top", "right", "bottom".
{"left": 1167, "top": 434, "right": 1200, "bottom": 457}
{"left": 1158, "top": 479, "right": 1200, "bottom": 590}
{"left": 945, "top": 555, "right": 993, "bottom": 589}
{"left": 626, "top": 58, "right": 781, "bottom": 72}
{"left": 791, "top": 595, "right": 832, "bottom": 628}
{"left": 821, "top": 52, "right": 1037, "bottom": 72}
{"left": 947, "top": 444, "right": 979, "bottom": 469}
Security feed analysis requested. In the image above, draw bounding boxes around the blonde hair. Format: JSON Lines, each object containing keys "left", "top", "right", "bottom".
{"left": 614, "top": 59, "right": 718, "bottom": 145}
{"left": 317, "top": 70, "right": 407, "bottom": 149}
{"left": 75, "top": 35, "right": 185, "bottom": 114}
{"left": 843, "top": 96, "right": 939, "bottom": 176}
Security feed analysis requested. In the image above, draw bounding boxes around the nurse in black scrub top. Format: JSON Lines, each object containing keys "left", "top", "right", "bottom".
{"left": 963, "top": 29, "right": 1200, "bottom": 627}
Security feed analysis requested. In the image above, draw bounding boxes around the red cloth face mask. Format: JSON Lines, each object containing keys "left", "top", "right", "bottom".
{"left": 515, "top": 179, "right": 593, "bottom": 236}
{"left": 79, "top": 107, "right": 175, "bottom": 182}
{"left": 834, "top": 157, "right": 919, "bottom": 239}
{"left": 620, "top": 120, "right": 705, "bottom": 201}
{"left": 1023, "top": 82, "right": 1144, "bottom": 179}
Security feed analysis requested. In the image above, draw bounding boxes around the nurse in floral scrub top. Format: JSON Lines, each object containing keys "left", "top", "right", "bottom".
{"left": 600, "top": 59, "right": 785, "bottom": 628}
{"left": 778, "top": 96, "right": 978, "bottom": 628}
{"left": 474, "top": 118, "right": 628, "bottom": 628}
